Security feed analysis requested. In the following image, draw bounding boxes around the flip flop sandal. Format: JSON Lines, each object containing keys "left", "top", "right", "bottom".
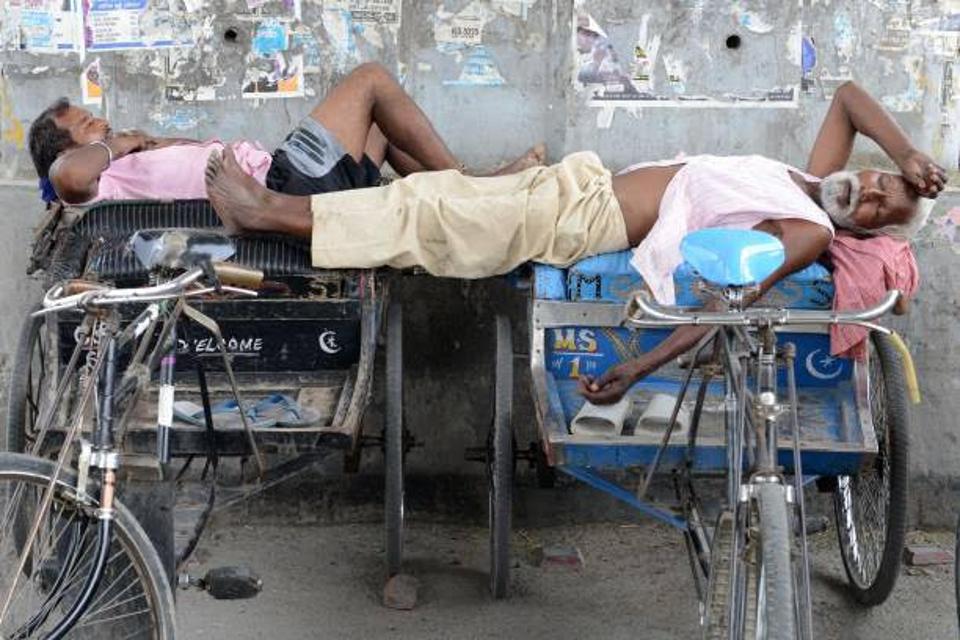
{"left": 173, "top": 400, "right": 277, "bottom": 429}
{"left": 249, "top": 393, "right": 321, "bottom": 428}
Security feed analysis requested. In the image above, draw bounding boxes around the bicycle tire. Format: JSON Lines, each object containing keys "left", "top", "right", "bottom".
{"left": 384, "top": 302, "right": 404, "bottom": 577}
{"left": 4, "top": 309, "right": 46, "bottom": 454}
{"left": 757, "top": 483, "right": 797, "bottom": 640}
{"left": 702, "top": 511, "right": 734, "bottom": 639}
{"left": 955, "top": 513, "right": 960, "bottom": 635}
{"left": 488, "top": 315, "right": 513, "bottom": 600}
{"left": 834, "top": 331, "right": 909, "bottom": 605}
{"left": 0, "top": 452, "right": 176, "bottom": 639}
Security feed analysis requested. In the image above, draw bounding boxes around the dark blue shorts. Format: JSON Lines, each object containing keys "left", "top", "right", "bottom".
{"left": 266, "top": 117, "right": 381, "bottom": 196}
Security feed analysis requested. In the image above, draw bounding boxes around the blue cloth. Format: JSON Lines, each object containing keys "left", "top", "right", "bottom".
{"left": 39, "top": 177, "right": 58, "bottom": 203}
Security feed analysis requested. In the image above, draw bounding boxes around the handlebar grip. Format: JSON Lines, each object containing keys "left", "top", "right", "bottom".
{"left": 63, "top": 280, "right": 108, "bottom": 296}
{"left": 212, "top": 262, "right": 264, "bottom": 289}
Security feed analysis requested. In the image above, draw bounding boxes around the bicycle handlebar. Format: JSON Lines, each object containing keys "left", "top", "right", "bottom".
{"left": 624, "top": 289, "right": 900, "bottom": 333}
{"left": 212, "top": 262, "right": 264, "bottom": 289}
{"left": 36, "top": 262, "right": 261, "bottom": 317}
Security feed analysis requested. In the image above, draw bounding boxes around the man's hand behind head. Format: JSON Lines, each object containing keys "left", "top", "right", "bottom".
{"left": 896, "top": 149, "right": 947, "bottom": 198}
{"left": 112, "top": 129, "right": 155, "bottom": 152}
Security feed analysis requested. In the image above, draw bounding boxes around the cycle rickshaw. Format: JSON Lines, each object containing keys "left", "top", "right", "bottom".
{"left": 482, "top": 228, "right": 911, "bottom": 637}
{"left": 0, "top": 199, "right": 413, "bottom": 637}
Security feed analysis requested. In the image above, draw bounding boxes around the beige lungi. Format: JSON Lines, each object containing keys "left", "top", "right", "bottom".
{"left": 310, "top": 151, "right": 629, "bottom": 278}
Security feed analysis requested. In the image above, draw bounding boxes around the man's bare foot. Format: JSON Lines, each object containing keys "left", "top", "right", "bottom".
{"left": 487, "top": 143, "right": 547, "bottom": 176}
{"left": 205, "top": 145, "right": 310, "bottom": 235}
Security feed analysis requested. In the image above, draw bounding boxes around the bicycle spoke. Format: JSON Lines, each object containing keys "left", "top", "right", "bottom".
{"left": 84, "top": 556, "right": 137, "bottom": 612}
{"left": 79, "top": 592, "right": 150, "bottom": 626}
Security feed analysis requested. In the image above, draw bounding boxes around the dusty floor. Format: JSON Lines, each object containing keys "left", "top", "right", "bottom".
{"left": 177, "top": 519, "right": 957, "bottom": 640}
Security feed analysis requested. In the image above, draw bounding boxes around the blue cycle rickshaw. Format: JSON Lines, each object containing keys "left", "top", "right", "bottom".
{"left": 484, "top": 228, "right": 910, "bottom": 637}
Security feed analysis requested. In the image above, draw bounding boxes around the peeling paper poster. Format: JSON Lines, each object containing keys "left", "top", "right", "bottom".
{"left": 243, "top": 53, "right": 303, "bottom": 98}
{"left": 326, "top": 0, "right": 400, "bottom": 25}
{"left": 289, "top": 25, "right": 320, "bottom": 73}
{"left": 251, "top": 20, "right": 287, "bottom": 56}
{"left": 443, "top": 46, "right": 504, "bottom": 86}
{"left": 240, "top": 16, "right": 304, "bottom": 98}
{"left": 81, "top": 58, "right": 102, "bottom": 105}
{"left": 433, "top": 0, "right": 536, "bottom": 86}
{"left": 573, "top": 1, "right": 800, "bottom": 109}
{"left": 434, "top": 2, "right": 492, "bottom": 50}
{"left": 2, "top": 0, "right": 81, "bottom": 52}
{"left": 83, "top": 0, "right": 193, "bottom": 51}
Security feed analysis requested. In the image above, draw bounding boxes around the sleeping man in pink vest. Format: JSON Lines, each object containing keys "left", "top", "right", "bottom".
{"left": 29, "top": 62, "right": 544, "bottom": 206}
{"left": 199, "top": 81, "right": 944, "bottom": 404}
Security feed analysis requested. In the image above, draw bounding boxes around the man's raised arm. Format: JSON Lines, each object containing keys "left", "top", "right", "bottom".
{"left": 579, "top": 220, "right": 831, "bottom": 405}
{"left": 806, "top": 81, "right": 945, "bottom": 196}
{"left": 50, "top": 132, "right": 200, "bottom": 204}
{"left": 50, "top": 132, "right": 152, "bottom": 204}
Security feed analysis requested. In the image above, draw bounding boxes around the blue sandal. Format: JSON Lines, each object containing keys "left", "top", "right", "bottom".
{"left": 173, "top": 399, "right": 277, "bottom": 429}
{"left": 249, "top": 394, "right": 321, "bottom": 428}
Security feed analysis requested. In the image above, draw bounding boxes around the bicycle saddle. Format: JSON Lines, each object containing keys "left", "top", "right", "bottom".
{"left": 129, "top": 229, "right": 236, "bottom": 271}
{"left": 679, "top": 228, "right": 785, "bottom": 287}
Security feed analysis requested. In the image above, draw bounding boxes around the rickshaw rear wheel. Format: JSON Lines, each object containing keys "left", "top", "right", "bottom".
{"left": 955, "top": 513, "right": 960, "bottom": 632}
{"left": 834, "top": 331, "right": 909, "bottom": 605}
{"left": 488, "top": 315, "right": 513, "bottom": 599}
{"left": 5, "top": 308, "right": 48, "bottom": 454}
{"left": 385, "top": 302, "right": 404, "bottom": 577}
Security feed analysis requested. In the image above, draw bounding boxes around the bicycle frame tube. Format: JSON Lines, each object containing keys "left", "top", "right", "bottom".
{"left": 755, "top": 326, "right": 779, "bottom": 475}
{"left": 45, "top": 326, "right": 123, "bottom": 640}
{"left": 157, "top": 325, "right": 176, "bottom": 465}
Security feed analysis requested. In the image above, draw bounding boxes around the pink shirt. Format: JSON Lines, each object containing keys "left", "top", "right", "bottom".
{"left": 620, "top": 154, "right": 835, "bottom": 304}
{"left": 92, "top": 140, "right": 272, "bottom": 202}
{"left": 828, "top": 232, "right": 918, "bottom": 359}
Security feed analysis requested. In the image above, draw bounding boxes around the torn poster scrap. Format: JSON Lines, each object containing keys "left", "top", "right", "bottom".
{"left": 574, "top": 1, "right": 799, "bottom": 109}
{"left": 81, "top": 58, "right": 103, "bottom": 105}
{"left": 325, "top": 0, "right": 400, "bottom": 25}
{"left": 243, "top": 19, "right": 303, "bottom": 99}
{"left": 2, "top": 0, "right": 81, "bottom": 52}
{"left": 443, "top": 45, "right": 504, "bottom": 86}
{"left": 242, "top": 53, "right": 303, "bottom": 98}
{"left": 84, "top": 0, "right": 193, "bottom": 51}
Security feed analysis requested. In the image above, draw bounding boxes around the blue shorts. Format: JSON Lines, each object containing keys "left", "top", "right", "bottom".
{"left": 266, "top": 117, "right": 381, "bottom": 195}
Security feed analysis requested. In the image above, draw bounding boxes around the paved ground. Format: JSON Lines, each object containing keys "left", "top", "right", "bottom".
{"left": 177, "top": 518, "right": 957, "bottom": 640}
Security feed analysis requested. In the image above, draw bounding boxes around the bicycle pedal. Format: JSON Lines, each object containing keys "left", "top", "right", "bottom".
{"left": 178, "top": 565, "right": 263, "bottom": 600}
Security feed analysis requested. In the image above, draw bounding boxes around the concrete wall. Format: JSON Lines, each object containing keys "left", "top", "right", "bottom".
{"left": 1, "top": 1, "right": 960, "bottom": 523}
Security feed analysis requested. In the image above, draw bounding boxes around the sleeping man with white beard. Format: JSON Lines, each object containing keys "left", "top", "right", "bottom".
{"left": 204, "top": 80, "right": 946, "bottom": 404}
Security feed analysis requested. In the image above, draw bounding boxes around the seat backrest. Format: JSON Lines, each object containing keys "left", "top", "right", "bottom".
{"left": 679, "top": 228, "right": 784, "bottom": 287}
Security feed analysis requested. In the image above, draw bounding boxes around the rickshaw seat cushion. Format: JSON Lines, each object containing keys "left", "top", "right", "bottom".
{"left": 542, "top": 249, "right": 835, "bottom": 308}
{"left": 679, "top": 228, "right": 785, "bottom": 287}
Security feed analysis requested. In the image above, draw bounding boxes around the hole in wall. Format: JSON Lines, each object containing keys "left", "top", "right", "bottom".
{"left": 725, "top": 34, "right": 741, "bottom": 50}
{"left": 224, "top": 27, "right": 239, "bottom": 43}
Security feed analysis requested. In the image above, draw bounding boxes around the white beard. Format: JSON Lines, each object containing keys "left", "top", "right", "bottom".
{"left": 819, "top": 171, "right": 861, "bottom": 229}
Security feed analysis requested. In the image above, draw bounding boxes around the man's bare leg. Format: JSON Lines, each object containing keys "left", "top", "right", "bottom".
{"left": 368, "top": 123, "right": 547, "bottom": 177}
{"left": 312, "top": 63, "right": 542, "bottom": 174}
{"left": 311, "top": 63, "right": 458, "bottom": 170}
{"left": 364, "top": 123, "right": 426, "bottom": 176}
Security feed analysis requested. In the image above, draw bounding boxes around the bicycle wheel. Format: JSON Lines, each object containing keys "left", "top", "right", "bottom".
{"left": 5, "top": 310, "right": 50, "bottom": 454}
{"left": 834, "top": 331, "right": 908, "bottom": 605}
{"left": 0, "top": 452, "right": 176, "bottom": 639}
{"left": 702, "top": 511, "right": 734, "bottom": 638}
{"left": 956, "top": 513, "right": 960, "bottom": 636}
{"left": 755, "top": 483, "right": 797, "bottom": 640}
{"left": 384, "top": 302, "right": 404, "bottom": 577}
{"left": 488, "top": 315, "right": 513, "bottom": 600}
